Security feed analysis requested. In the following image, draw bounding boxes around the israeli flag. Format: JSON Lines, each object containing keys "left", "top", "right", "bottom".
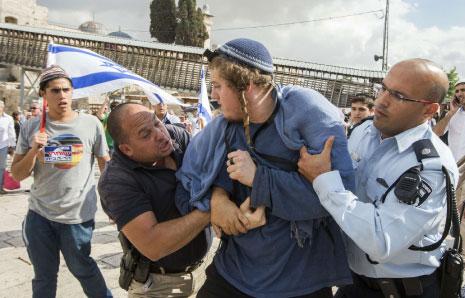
{"left": 197, "top": 65, "right": 212, "bottom": 123}
{"left": 46, "top": 43, "right": 181, "bottom": 105}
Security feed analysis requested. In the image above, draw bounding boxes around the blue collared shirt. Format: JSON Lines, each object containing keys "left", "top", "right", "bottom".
{"left": 313, "top": 121, "right": 459, "bottom": 278}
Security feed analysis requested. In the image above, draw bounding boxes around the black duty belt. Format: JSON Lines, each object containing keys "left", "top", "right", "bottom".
{"left": 354, "top": 270, "right": 439, "bottom": 297}
{"left": 149, "top": 259, "right": 203, "bottom": 275}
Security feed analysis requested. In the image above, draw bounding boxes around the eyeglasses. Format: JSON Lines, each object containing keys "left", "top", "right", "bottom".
{"left": 29, "top": 107, "right": 39, "bottom": 111}
{"left": 48, "top": 87, "right": 72, "bottom": 94}
{"left": 375, "top": 83, "right": 434, "bottom": 104}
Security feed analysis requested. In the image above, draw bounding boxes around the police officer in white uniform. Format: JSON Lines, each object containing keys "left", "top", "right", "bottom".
{"left": 298, "top": 58, "right": 459, "bottom": 298}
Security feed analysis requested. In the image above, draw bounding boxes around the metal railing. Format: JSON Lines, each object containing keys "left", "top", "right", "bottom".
{"left": 0, "top": 22, "right": 385, "bottom": 107}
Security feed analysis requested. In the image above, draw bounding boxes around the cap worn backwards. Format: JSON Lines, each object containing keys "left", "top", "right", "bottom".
{"left": 204, "top": 38, "right": 274, "bottom": 74}
{"left": 39, "top": 65, "right": 72, "bottom": 86}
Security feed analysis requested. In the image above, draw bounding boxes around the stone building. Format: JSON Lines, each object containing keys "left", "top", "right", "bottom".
{"left": 0, "top": 0, "right": 48, "bottom": 26}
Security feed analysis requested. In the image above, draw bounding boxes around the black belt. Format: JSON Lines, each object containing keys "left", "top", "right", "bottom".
{"left": 354, "top": 270, "right": 439, "bottom": 297}
{"left": 149, "top": 259, "right": 203, "bottom": 274}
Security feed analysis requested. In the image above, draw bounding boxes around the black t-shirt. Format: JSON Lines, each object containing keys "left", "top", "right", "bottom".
{"left": 98, "top": 124, "right": 207, "bottom": 269}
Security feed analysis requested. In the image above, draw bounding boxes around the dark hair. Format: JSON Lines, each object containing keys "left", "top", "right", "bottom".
{"left": 351, "top": 95, "right": 374, "bottom": 109}
{"left": 107, "top": 102, "right": 141, "bottom": 145}
{"left": 110, "top": 101, "right": 120, "bottom": 110}
{"left": 39, "top": 77, "right": 73, "bottom": 91}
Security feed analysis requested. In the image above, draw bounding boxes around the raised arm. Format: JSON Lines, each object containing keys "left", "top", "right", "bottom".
{"left": 433, "top": 101, "right": 459, "bottom": 136}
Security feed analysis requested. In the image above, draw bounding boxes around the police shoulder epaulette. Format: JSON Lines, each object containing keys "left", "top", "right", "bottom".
{"left": 412, "top": 139, "right": 439, "bottom": 162}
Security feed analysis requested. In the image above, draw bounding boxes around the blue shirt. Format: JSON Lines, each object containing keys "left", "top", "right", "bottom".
{"left": 176, "top": 85, "right": 355, "bottom": 297}
{"left": 313, "top": 121, "right": 459, "bottom": 278}
{"left": 209, "top": 86, "right": 353, "bottom": 297}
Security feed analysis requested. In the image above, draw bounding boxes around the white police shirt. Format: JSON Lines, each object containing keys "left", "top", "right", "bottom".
{"left": 313, "top": 121, "right": 459, "bottom": 278}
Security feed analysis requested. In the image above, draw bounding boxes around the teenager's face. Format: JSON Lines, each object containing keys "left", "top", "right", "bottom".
{"left": 210, "top": 69, "right": 243, "bottom": 121}
{"left": 41, "top": 78, "right": 73, "bottom": 115}
{"left": 350, "top": 102, "right": 372, "bottom": 124}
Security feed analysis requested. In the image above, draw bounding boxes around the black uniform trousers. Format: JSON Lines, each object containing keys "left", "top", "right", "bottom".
{"left": 334, "top": 271, "right": 440, "bottom": 298}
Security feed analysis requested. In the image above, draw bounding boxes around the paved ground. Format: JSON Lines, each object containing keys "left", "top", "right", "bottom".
{"left": 2, "top": 157, "right": 463, "bottom": 297}
{"left": 0, "top": 172, "right": 127, "bottom": 298}
{"left": 0, "top": 154, "right": 219, "bottom": 298}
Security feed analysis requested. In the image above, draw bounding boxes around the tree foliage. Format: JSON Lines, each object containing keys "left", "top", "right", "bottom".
{"left": 447, "top": 67, "right": 459, "bottom": 101}
{"left": 150, "top": 0, "right": 177, "bottom": 43}
{"left": 150, "top": 0, "right": 208, "bottom": 47}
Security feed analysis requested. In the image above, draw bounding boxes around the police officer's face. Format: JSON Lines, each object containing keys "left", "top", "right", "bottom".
{"left": 120, "top": 105, "right": 173, "bottom": 165}
{"left": 373, "top": 63, "right": 438, "bottom": 138}
{"left": 210, "top": 69, "right": 244, "bottom": 121}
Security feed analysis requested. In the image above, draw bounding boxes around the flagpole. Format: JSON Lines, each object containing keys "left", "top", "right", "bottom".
{"left": 198, "top": 65, "right": 212, "bottom": 127}
{"left": 40, "top": 99, "right": 47, "bottom": 133}
{"left": 40, "top": 42, "right": 55, "bottom": 133}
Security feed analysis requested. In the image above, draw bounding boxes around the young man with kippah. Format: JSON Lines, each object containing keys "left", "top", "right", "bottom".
{"left": 11, "top": 65, "right": 112, "bottom": 298}
{"left": 176, "top": 38, "right": 355, "bottom": 297}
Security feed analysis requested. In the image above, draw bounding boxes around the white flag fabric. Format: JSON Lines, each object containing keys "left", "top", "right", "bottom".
{"left": 197, "top": 65, "right": 212, "bottom": 123}
{"left": 46, "top": 43, "right": 181, "bottom": 105}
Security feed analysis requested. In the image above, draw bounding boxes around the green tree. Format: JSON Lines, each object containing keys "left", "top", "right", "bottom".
{"left": 447, "top": 67, "right": 459, "bottom": 101}
{"left": 150, "top": 0, "right": 177, "bottom": 43}
{"left": 175, "top": 0, "right": 208, "bottom": 47}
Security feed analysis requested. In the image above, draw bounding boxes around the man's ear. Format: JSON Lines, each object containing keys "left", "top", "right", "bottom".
{"left": 118, "top": 143, "right": 132, "bottom": 157}
{"left": 425, "top": 103, "right": 439, "bottom": 119}
{"left": 246, "top": 80, "right": 254, "bottom": 92}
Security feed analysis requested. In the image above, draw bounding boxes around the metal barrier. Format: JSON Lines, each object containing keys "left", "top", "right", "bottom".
{"left": 0, "top": 22, "right": 385, "bottom": 107}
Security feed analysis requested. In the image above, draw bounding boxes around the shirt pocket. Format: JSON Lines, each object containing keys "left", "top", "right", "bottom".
{"left": 365, "top": 176, "right": 388, "bottom": 204}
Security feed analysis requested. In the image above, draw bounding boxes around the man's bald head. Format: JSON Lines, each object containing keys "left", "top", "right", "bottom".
{"left": 390, "top": 58, "right": 449, "bottom": 103}
{"left": 107, "top": 103, "right": 148, "bottom": 145}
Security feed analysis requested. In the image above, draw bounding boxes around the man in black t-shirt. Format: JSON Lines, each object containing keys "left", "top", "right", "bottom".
{"left": 98, "top": 103, "right": 210, "bottom": 297}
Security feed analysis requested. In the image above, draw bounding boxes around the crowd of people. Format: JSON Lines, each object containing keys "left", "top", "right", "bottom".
{"left": 0, "top": 37, "right": 464, "bottom": 298}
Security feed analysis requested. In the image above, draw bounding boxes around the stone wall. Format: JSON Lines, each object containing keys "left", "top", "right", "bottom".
{"left": 0, "top": 82, "right": 21, "bottom": 113}
{"left": 0, "top": 0, "right": 48, "bottom": 26}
